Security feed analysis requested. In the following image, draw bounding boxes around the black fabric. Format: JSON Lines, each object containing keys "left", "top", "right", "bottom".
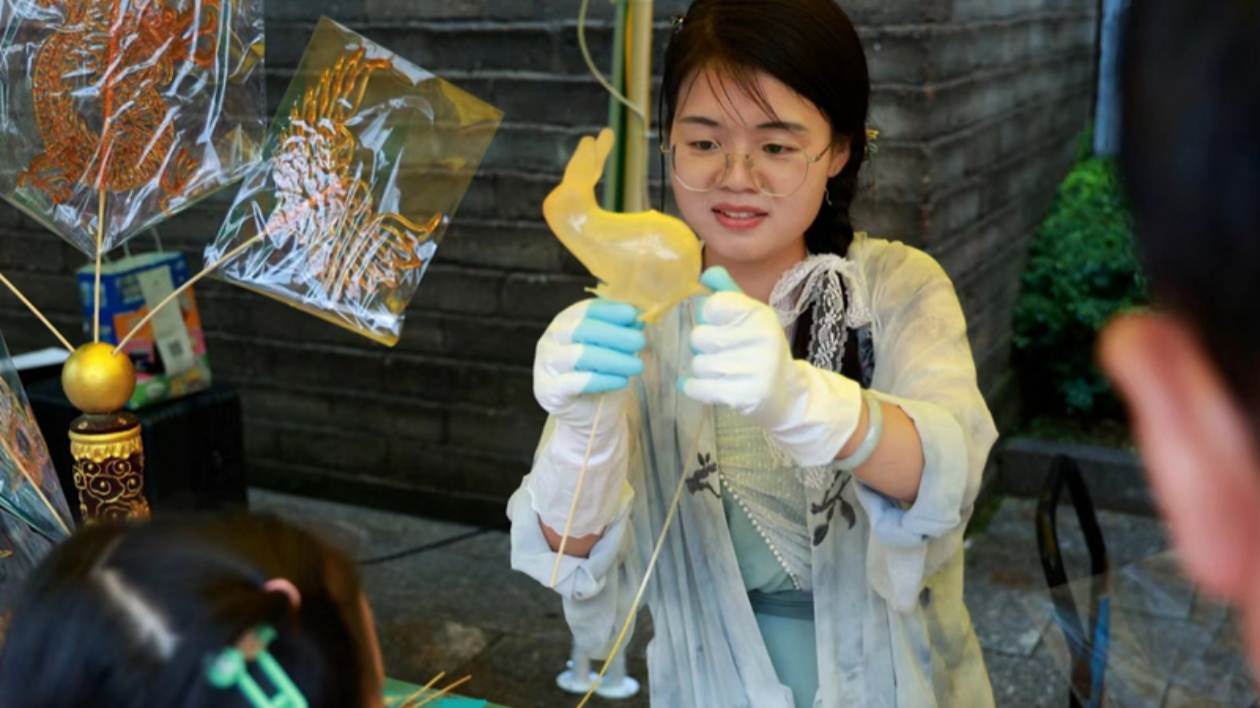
{"left": 790, "top": 274, "right": 870, "bottom": 386}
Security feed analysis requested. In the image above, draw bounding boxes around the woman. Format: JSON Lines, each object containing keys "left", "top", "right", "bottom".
{"left": 0, "top": 514, "right": 385, "bottom": 707}
{"left": 509, "top": 1, "right": 997, "bottom": 706}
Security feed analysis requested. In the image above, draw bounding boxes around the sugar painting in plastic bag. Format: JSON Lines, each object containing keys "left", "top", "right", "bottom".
{"left": 204, "top": 17, "right": 502, "bottom": 345}
{"left": 0, "top": 0, "right": 267, "bottom": 256}
{"left": 0, "top": 330, "right": 73, "bottom": 614}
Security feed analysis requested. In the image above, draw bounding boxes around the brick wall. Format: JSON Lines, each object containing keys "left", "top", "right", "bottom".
{"left": 0, "top": 0, "right": 1096, "bottom": 523}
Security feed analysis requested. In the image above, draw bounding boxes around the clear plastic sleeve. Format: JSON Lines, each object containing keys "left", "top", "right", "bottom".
{"left": 203, "top": 17, "right": 502, "bottom": 345}
{"left": 0, "top": 331, "right": 73, "bottom": 611}
{"left": 0, "top": 0, "right": 267, "bottom": 257}
{"left": 1022, "top": 551, "right": 1259, "bottom": 706}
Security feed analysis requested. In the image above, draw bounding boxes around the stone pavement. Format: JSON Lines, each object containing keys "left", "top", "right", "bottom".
{"left": 251, "top": 489, "right": 1255, "bottom": 707}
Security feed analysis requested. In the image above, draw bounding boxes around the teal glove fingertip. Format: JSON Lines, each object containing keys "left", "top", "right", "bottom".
{"left": 699, "top": 266, "right": 743, "bottom": 294}
{"left": 588, "top": 299, "right": 641, "bottom": 326}
{"left": 582, "top": 373, "right": 630, "bottom": 395}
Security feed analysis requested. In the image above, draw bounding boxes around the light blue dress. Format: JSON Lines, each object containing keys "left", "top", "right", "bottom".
{"left": 716, "top": 403, "right": 819, "bottom": 708}
{"left": 724, "top": 494, "right": 818, "bottom": 708}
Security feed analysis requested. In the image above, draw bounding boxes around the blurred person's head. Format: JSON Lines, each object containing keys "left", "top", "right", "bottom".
{"left": 1100, "top": 0, "right": 1260, "bottom": 675}
{"left": 0, "top": 514, "right": 384, "bottom": 707}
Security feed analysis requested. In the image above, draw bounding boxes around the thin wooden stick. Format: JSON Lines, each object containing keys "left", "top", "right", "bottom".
{"left": 26, "top": 482, "right": 70, "bottom": 536}
{"left": 112, "top": 231, "right": 263, "bottom": 354}
{"left": 21, "top": 479, "right": 71, "bottom": 536}
{"left": 575, "top": 424, "right": 697, "bottom": 708}
{"left": 1, "top": 441, "right": 72, "bottom": 537}
{"left": 112, "top": 179, "right": 348, "bottom": 355}
{"left": 0, "top": 271, "right": 74, "bottom": 352}
{"left": 394, "top": 671, "right": 444, "bottom": 707}
{"left": 93, "top": 191, "right": 105, "bottom": 343}
{"left": 549, "top": 395, "right": 606, "bottom": 587}
{"left": 412, "top": 675, "right": 472, "bottom": 708}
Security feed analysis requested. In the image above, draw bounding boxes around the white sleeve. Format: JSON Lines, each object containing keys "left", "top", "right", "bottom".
{"left": 851, "top": 238, "right": 999, "bottom": 612}
{"left": 507, "top": 412, "right": 641, "bottom": 653}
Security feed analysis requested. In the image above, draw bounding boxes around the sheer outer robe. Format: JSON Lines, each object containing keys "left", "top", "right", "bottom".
{"left": 508, "top": 234, "right": 998, "bottom": 708}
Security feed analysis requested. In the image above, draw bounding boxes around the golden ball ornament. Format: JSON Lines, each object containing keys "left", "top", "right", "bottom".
{"left": 61, "top": 343, "right": 136, "bottom": 414}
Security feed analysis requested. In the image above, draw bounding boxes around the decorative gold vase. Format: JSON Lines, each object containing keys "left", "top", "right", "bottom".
{"left": 61, "top": 343, "right": 149, "bottom": 522}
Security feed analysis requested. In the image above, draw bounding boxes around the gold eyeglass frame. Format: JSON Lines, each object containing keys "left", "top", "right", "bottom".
{"left": 661, "top": 140, "right": 832, "bottom": 198}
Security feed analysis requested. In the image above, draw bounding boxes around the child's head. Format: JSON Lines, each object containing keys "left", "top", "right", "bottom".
{"left": 0, "top": 514, "right": 383, "bottom": 708}
{"left": 661, "top": 0, "right": 870, "bottom": 266}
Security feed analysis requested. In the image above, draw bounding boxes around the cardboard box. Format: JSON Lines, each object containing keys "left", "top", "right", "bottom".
{"left": 76, "top": 252, "right": 212, "bottom": 409}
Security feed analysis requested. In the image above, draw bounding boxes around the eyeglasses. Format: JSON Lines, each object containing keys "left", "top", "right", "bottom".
{"left": 662, "top": 139, "right": 831, "bottom": 198}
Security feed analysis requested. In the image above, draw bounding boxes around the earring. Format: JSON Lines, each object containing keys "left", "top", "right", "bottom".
{"left": 825, "top": 188, "right": 833, "bottom": 206}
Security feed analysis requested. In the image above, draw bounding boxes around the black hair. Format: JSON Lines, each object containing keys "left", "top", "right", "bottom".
{"left": 1118, "top": 0, "right": 1260, "bottom": 407}
{"left": 658, "top": 0, "right": 871, "bottom": 260}
{"left": 659, "top": 0, "right": 871, "bottom": 363}
{"left": 0, "top": 514, "right": 376, "bottom": 708}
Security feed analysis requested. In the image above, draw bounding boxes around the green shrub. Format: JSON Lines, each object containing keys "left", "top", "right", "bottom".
{"left": 1012, "top": 138, "right": 1147, "bottom": 420}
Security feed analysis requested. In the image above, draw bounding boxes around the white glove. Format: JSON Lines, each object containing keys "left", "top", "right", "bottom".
{"left": 681, "top": 266, "right": 864, "bottom": 467}
{"left": 527, "top": 298, "right": 645, "bottom": 537}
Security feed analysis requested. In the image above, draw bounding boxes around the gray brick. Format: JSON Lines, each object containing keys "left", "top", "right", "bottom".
{"left": 263, "top": 21, "right": 320, "bottom": 70}
{"left": 0, "top": 203, "right": 24, "bottom": 230}
{"left": 368, "top": 25, "right": 559, "bottom": 73}
{"left": 926, "top": 13, "right": 1095, "bottom": 82}
{"left": 460, "top": 75, "right": 609, "bottom": 129}
{"left": 194, "top": 288, "right": 258, "bottom": 334}
{"left": 0, "top": 306, "right": 80, "bottom": 353}
{"left": 437, "top": 220, "right": 566, "bottom": 273}
{"left": 499, "top": 369, "right": 536, "bottom": 411}
{"left": 861, "top": 27, "right": 931, "bottom": 85}
{"left": 423, "top": 313, "right": 544, "bottom": 366}
{"left": 242, "top": 385, "right": 447, "bottom": 442}
{"left": 448, "top": 405, "right": 546, "bottom": 455}
{"left": 273, "top": 422, "right": 390, "bottom": 472}
{"left": 842, "top": 0, "right": 953, "bottom": 24}
{"left": 243, "top": 422, "right": 280, "bottom": 461}
{"left": 859, "top": 143, "right": 933, "bottom": 202}
{"left": 852, "top": 197, "right": 926, "bottom": 246}
{"left": 499, "top": 272, "right": 591, "bottom": 322}
{"left": 379, "top": 354, "right": 507, "bottom": 406}
{"left": 0, "top": 231, "right": 67, "bottom": 273}
{"left": 385, "top": 439, "right": 530, "bottom": 499}
{"left": 949, "top": 0, "right": 1095, "bottom": 22}
{"left": 489, "top": 173, "right": 558, "bottom": 221}
{"left": 934, "top": 200, "right": 1032, "bottom": 283}
{"left": 479, "top": 125, "right": 602, "bottom": 173}
{"left": 266, "top": 0, "right": 365, "bottom": 23}
{"left": 0, "top": 270, "right": 83, "bottom": 316}
{"left": 409, "top": 264, "right": 504, "bottom": 316}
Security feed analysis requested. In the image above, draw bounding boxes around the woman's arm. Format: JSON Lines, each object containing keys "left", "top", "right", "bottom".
{"left": 541, "top": 521, "right": 603, "bottom": 557}
{"left": 837, "top": 398, "right": 924, "bottom": 504}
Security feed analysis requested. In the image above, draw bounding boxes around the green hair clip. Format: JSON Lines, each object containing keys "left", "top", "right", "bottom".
{"left": 206, "top": 625, "right": 309, "bottom": 708}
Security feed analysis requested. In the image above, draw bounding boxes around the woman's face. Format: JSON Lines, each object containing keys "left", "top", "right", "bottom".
{"left": 668, "top": 66, "right": 850, "bottom": 267}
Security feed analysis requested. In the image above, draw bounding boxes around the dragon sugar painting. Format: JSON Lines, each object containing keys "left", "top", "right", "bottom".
{"left": 204, "top": 17, "right": 502, "bottom": 345}
{"left": 0, "top": 0, "right": 267, "bottom": 256}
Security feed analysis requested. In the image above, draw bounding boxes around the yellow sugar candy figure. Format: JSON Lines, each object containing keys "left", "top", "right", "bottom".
{"left": 543, "top": 128, "right": 704, "bottom": 322}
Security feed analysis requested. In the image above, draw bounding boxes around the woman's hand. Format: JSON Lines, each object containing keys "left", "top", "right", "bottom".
{"left": 680, "top": 267, "right": 864, "bottom": 467}
{"left": 534, "top": 298, "right": 645, "bottom": 432}
{"left": 530, "top": 298, "right": 645, "bottom": 541}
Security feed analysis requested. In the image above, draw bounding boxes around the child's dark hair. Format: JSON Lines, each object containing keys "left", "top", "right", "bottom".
{"left": 0, "top": 514, "right": 376, "bottom": 707}
{"left": 659, "top": 0, "right": 871, "bottom": 258}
